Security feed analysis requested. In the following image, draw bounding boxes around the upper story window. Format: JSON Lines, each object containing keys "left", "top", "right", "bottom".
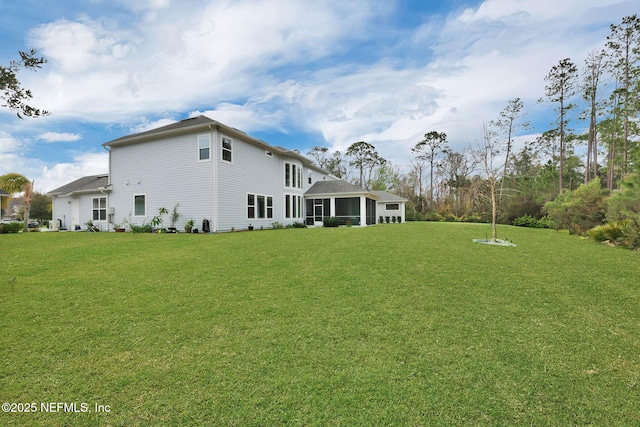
{"left": 284, "top": 163, "right": 302, "bottom": 189}
{"left": 222, "top": 137, "right": 232, "bottom": 162}
{"left": 386, "top": 203, "right": 400, "bottom": 210}
{"left": 198, "top": 135, "right": 211, "bottom": 161}
{"left": 92, "top": 197, "right": 106, "bottom": 221}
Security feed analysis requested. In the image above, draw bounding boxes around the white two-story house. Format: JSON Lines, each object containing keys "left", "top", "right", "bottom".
{"left": 48, "top": 116, "right": 406, "bottom": 232}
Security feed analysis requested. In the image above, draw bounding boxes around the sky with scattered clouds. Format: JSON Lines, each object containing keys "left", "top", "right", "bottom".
{"left": 1, "top": 0, "right": 637, "bottom": 192}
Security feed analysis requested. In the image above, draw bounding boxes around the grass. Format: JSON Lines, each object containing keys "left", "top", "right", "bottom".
{"left": 1, "top": 222, "right": 639, "bottom": 426}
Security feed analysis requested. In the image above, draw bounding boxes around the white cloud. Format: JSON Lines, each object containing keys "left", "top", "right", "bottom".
{"left": 39, "top": 152, "right": 109, "bottom": 193}
{"left": 7, "top": 0, "right": 639, "bottom": 181}
{"left": 0, "top": 131, "right": 21, "bottom": 155}
{"left": 37, "top": 132, "right": 82, "bottom": 142}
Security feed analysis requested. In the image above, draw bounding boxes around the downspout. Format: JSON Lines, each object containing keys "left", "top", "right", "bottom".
{"left": 209, "top": 124, "right": 219, "bottom": 232}
{"left": 103, "top": 144, "right": 112, "bottom": 231}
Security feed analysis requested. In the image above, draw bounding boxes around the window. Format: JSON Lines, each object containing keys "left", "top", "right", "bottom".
{"left": 285, "top": 194, "right": 302, "bottom": 218}
{"left": 222, "top": 137, "right": 232, "bottom": 162}
{"left": 198, "top": 135, "right": 211, "bottom": 161}
{"left": 285, "top": 163, "right": 291, "bottom": 187}
{"left": 284, "top": 163, "right": 302, "bottom": 188}
{"left": 292, "top": 164, "right": 296, "bottom": 188}
{"left": 247, "top": 193, "right": 273, "bottom": 219}
{"left": 285, "top": 195, "right": 291, "bottom": 218}
{"left": 308, "top": 171, "right": 312, "bottom": 184}
{"left": 257, "top": 195, "right": 265, "bottom": 218}
{"left": 92, "top": 197, "right": 106, "bottom": 221}
{"left": 386, "top": 203, "right": 400, "bottom": 210}
{"left": 247, "top": 194, "right": 255, "bottom": 218}
{"left": 134, "top": 194, "right": 146, "bottom": 216}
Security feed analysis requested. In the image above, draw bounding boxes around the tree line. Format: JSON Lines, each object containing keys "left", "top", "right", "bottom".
{"left": 307, "top": 15, "right": 640, "bottom": 247}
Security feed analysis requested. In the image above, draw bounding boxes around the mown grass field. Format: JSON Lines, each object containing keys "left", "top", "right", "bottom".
{"left": 1, "top": 222, "right": 639, "bottom": 426}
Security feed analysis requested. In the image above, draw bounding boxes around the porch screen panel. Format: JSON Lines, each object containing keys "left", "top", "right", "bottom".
{"left": 335, "top": 197, "right": 360, "bottom": 225}
{"left": 306, "top": 199, "right": 314, "bottom": 224}
{"left": 366, "top": 197, "right": 376, "bottom": 225}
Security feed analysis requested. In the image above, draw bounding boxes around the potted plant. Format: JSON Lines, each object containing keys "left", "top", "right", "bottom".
{"left": 248, "top": 224, "right": 254, "bottom": 231}
{"left": 184, "top": 219, "right": 194, "bottom": 233}
{"left": 114, "top": 223, "right": 126, "bottom": 232}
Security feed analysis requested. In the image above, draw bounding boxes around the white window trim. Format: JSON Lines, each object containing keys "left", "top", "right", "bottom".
{"left": 284, "top": 162, "right": 303, "bottom": 189}
{"left": 221, "top": 136, "right": 233, "bottom": 163}
{"left": 198, "top": 134, "right": 212, "bottom": 162}
{"left": 92, "top": 197, "right": 107, "bottom": 221}
{"left": 247, "top": 192, "right": 274, "bottom": 220}
{"left": 133, "top": 194, "right": 146, "bottom": 217}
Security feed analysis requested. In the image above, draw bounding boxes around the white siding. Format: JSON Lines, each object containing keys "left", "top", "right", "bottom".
{"left": 216, "top": 132, "right": 283, "bottom": 231}
{"left": 101, "top": 124, "right": 336, "bottom": 232}
{"left": 377, "top": 201, "right": 405, "bottom": 223}
{"left": 109, "top": 132, "right": 216, "bottom": 230}
{"left": 51, "top": 196, "right": 74, "bottom": 230}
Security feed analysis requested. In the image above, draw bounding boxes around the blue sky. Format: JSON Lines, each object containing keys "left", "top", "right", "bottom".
{"left": 1, "top": 0, "right": 637, "bottom": 192}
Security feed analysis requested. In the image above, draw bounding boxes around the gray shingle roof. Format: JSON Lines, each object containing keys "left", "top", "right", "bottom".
{"left": 305, "top": 180, "right": 369, "bottom": 196}
{"left": 48, "top": 174, "right": 109, "bottom": 196}
{"left": 104, "top": 115, "right": 215, "bottom": 146}
{"left": 370, "top": 190, "right": 408, "bottom": 202}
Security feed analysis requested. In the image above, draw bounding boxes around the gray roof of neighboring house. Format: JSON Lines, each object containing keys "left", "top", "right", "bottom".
{"left": 0, "top": 189, "right": 9, "bottom": 196}
{"left": 370, "top": 190, "right": 408, "bottom": 202}
{"left": 48, "top": 174, "right": 110, "bottom": 197}
{"left": 305, "top": 180, "right": 378, "bottom": 197}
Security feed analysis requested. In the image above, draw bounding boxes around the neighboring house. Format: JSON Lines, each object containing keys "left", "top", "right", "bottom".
{"left": 48, "top": 116, "right": 406, "bottom": 231}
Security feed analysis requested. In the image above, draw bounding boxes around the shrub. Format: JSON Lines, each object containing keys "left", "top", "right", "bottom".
{"left": 537, "top": 215, "right": 555, "bottom": 229}
{"left": 0, "top": 222, "right": 23, "bottom": 233}
{"left": 289, "top": 221, "right": 307, "bottom": 228}
{"left": 425, "top": 212, "right": 444, "bottom": 222}
{"left": 323, "top": 217, "right": 340, "bottom": 227}
{"left": 461, "top": 215, "right": 483, "bottom": 223}
{"left": 543, "top": 180, "right": 608, "bottom": 234}
{"left": 405, "top": 209, "right": 426, "bottom": 221}
{"left": 511, "top": 214, "right": 550, "bottom": 228}
{"left": 443, "top": 213, "right": 459, "bottom": 222}
{"left": 587, "top": 219, "right": 640, "bottom": 250}
{"left": 130, "top": 223, "right": 153, "bottom": 233}
{"left": 271, "top": 222, "right": 283, "bottom": 229}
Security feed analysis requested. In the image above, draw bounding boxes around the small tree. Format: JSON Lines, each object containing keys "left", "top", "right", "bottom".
{"left": 473, "top": 122, "right": 504, "bottom": 241}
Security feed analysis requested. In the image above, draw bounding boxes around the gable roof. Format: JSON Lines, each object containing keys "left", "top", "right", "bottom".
{"left": 48, "top": 174, "right": 110, "bottom": 197}
{"left": 104, "top": 116, "right": 216, "bottom": 146}
{"left": 305, "top": 180, "right": 379, "bottom": 199}
{"left": 103, "top": 115, "right": 327, "bottom": 173}
{"left": 370, "top": 190, "right": 408, "bottom": 202}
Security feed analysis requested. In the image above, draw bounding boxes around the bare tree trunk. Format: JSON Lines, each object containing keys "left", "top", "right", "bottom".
{"left": 22, "top": 181, "right": 33, "bottom": 233}
{"left": 490, "top": 177, "right": 498, "bottom": 241}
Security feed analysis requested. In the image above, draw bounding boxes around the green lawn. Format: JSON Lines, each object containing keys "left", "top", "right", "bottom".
{"left": 1, "top": 223, "right": 639, "bottom": 426}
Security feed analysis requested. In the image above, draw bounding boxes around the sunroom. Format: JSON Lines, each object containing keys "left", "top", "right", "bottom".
{"left": 304, "top": 181, "right": 378, "bottom": 227}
